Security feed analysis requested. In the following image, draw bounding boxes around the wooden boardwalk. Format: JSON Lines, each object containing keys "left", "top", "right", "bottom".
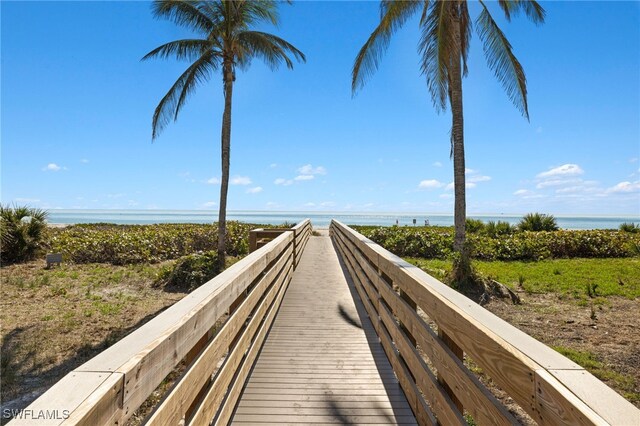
{"left": 231, "top": 232, "right": 417, "bottom": 425}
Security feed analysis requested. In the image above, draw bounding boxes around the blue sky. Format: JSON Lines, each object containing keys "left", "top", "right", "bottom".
{"left": 2, "top": 1, "right": 639, "bottom": 215}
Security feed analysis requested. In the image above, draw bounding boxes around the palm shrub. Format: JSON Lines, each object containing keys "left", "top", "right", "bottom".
{"left": 0, "top": 205, "right": 49, "bottom": 264}
{"left": 518, "top": 213, "right": 559, "bottom": 232}
{"left": 485, "top": 220, "right": 516, "bottom": 237}
{"left": 619, "top": 222, "right": 639, "bottom": 233}
{"left": 465, "top": 218, "right": 485, "bottom": 233}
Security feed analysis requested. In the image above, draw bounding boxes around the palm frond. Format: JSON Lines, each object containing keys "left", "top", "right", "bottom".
{"left": 142, "top": 39, "right": 213, "bottom": 62}
{"left": 152, "top": 0, "right": 215, "bottom": 34}
{"left": 352, "top": 0, "right": 422, "bottom": 94}
{"left": 237, "top": 30, "right": 305, "bottom": 70}
{"left": 152, "top": 52, "right": 217, "bottom": 139}
{"left": 498, "top": 0, "right": 545, "bottom": 24}
{"left": 419, "top": 0, "right": 456, "bottom": 111}
{"left": 477, "top": 1, "right": 529, "bottom": 119}
{"left": 241, "top": 0, "right": 279, "bottom": 27}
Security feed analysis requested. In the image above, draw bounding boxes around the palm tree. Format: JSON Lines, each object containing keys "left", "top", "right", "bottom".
{"left": 144, "top": 0, "right": 305, "bottom": 269}
{"left": 352, "top": 0, "right": 544, "bottom": 286}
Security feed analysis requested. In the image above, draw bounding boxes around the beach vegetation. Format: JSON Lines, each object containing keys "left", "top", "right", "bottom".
{"left": 354, "top": 225, "right": 640, "bottom": 261}
{"left": 352, "top": 0, "right": 544, "bottom": 288}
{"left": 518, "top": 212, "right": 559, "bottom": 231}
{"left": 161, "top": 250, "right": 220, "bottom": 291}
{"left": 619, "top": 222, "right": 639, "bottom": 233}
{"left": 47, "top": 222, "right": 254, "bottom": 265}
{"left": 1, "top": 205, "right": 49, "bottom": 265}
{"left": 144, "top": 0, "right": 305, "bottom": 271}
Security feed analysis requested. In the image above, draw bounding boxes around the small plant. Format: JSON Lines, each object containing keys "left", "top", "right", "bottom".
{"left": 619, "top": 222, "right": 639, "bottom": 233}
{"left": 465, "top": 218, "right": 485, "bottom": 233}
{"left": 1, "top": 205, "right": 49, "bottom": 264}
{"left": 553, "top": 268, "right": 562, "bottom": 275}
{"left": 163, "top": 251, "right": 220, "bottom": 292}
{"left": 585, "top": 282, "right": 598, "bottom": 298}
{"left": 518, "top": 212, "right": 559, "bottom": 232}
{"left": 280, "top": 221, "right": 296, "bottom": 228}
{"left": 517, "top": 274, "right": 526, "bottom": 288}
{"left": 484, "top": 220, "right": 515, "bottom": 237}
{"left": 590, "top": 303, "right": 598, "bottom": 321}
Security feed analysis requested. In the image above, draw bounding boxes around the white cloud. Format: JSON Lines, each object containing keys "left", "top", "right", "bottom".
{"left": 536, "top": 164, "right": 584, "bottom": 179}
{"left": 270, "top": 163, "right": 278, "bottom": 168}
{"left": 42, "top": 163, "right": 64, "bottom": 172}
{"left": 304, "top": 202, "right": 316, "bottom": 207}
{"left": 433, "top": 161, "right": 442, "bottom": 168}
{"left": 630, "top": 157, "right": 639, "bottom": 163}
{"left": 80, "top": 159, "right": 89, "bottom": 164}
{"left": 15, "top": 198, "right": 40, "bottom": 203}
{"left": 246, "top": 186, "right": 263, "bottom": 194}
{"left": 439, "top": 194, "right": 453, "bottom": 199}
{"left": 297, "top": 164, "right": 327, "bottom": 175}
{"left": 231, "top": 176, "right": 252, "bottom": 185}
{"left": 107, "top": 193, "right": 125, "bottom": 198}
{"left": 607, "top": 181, "right": 640, "bottom": 193}
{"left": 202, "top": 201, "right": 217, "bottom": 208}
{"left": 536, "top": 178, "right": 582, "bottom": 189}
{"left": 465, "top": 168, "right": 476, "bottom": 174}
{"left": 206, "top": 177, "right": 220, "bottom": 184}
{"left": 265, "top": 201, "right": 279, "bottom": 208}
{"left": 514, "top": 189, "right": 532, "bottom": 196}
{"left": 274, "top": 178, "right": 293, "bottom": 186}
{"left": 320, "top": 201, "right": 336, "bottom": 207}
{"left": 468, "top": 174, "right": 491, "bottom": 183}
{"left": 536, "top": 127, "right": 543, "bottom": 134}
{"left": 294, "top": 174, "right": 314, "bottom": 181}
{"left": 418, "top": 179, "right": 444, "bottom": 189}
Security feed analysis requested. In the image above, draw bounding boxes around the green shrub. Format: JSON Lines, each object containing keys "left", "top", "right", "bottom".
{"left": 163, "top": 251, "right": 220, "bottom": 291}
{"left": 465, "top": 218, "right": 485, "bottom": 233}
{"left": 484, "top": 220, "right": 515, "bottom": 237}
{"left": 1, "top": 205, "right": 49, "bottom": 264}
{"left": 47, "top": 221, "right": 256, "bottom": 265}
{"left": 354, "top": 226, "right": 639, "bottom": 261}
{"left": 518, "top": 212, "right": 559, "bottom": 232}
{"left": 620, "top": 222, "right": 639, "bottom": 233}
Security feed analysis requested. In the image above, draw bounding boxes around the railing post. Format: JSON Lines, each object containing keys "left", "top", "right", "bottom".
{"left": 438, "top": 329, "right": 464, "bottom": 413}
{"left": 249, "top": 229, "right": 260, "bottom": 253}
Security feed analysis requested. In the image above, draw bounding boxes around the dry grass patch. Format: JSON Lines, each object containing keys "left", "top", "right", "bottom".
{"left": 0, "top": 260, "right": 186, "bottom": 413}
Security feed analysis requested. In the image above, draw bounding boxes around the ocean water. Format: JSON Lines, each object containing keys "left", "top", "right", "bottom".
{"left": 47, "top": 209, "right": 639, "bottom": 230}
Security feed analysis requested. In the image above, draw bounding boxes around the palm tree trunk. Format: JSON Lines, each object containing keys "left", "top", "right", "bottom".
{"left": 449, "top": 3, "right": 471, "bottom": 284}
{"left": 217, "top": 60, "right": 234, "bottom": 271}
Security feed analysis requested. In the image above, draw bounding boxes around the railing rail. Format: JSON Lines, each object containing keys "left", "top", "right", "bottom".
{"left": 249, "top": 221, "right": 312, "bottom": 268}
{"left": 10, "top": 219, "right": 312, "bottom": 426}
{"left": 330, "top": 220, "right": 639, "bottom": 426}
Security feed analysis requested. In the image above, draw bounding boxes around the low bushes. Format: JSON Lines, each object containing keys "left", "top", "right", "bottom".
{"left": 47, "top": 221, "right": 255, "bottom": 265}
{"left": 162, "top": 251, "right": 220, "bottom": 291}
{"left": 354, "top": 226, "right": 640, "bottom": 261}
{"left": 1, "top": 205, "right": 49, "bottom": 264}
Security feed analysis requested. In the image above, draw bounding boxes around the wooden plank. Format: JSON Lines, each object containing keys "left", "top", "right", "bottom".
{"left": 188, "top": 261, "right": 292, "bottom": 425}
{"left": 543, "top": 369, "right": 639, "bottom": 425}
{"left": 378, "top": 302, "right": 464, "bottom": 425}
{"left": 374, "top": 265, "right": 517, "bottom": 425}
{"left": 214, "top": 273, "right": 293, "bottom": 425}
{"left": 376, "top": 316, "right": 437, "bottom": 426}
{"left": 8, "top": 372, "right": 122, "bottom": 426}
{"left": 331, "top": 221, "right": 640, "bottom": 425}
{"left": 146, "top": 248, "right": 292, "bottom": 425}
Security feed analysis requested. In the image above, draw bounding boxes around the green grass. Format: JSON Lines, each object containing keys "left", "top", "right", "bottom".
{"left": 407, "top": 257, "right": 640, "bottom": 299}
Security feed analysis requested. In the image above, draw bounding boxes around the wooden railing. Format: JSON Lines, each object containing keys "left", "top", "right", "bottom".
{"left": 248, "top": 220, "right": 311, "bottom": 268}
{"left": 330, "top": 220, "right": 639, "bottom": 426}
{"left": 10, "top": 219, "right": 312, "bottom": 426}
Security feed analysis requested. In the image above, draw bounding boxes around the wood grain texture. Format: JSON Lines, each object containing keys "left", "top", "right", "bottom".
{"left": 330, "top": 220, "right": 640, "bottom": 425}
{"left": 231, "top": 233, "right": 415, "bottom": 425}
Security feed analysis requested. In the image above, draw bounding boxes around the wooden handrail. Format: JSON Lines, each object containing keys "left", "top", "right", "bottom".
{"left": 330, "top": 220, "right": 640, "bottom": 426}
{"left": 9, "top": 219, "right": 312, "bottom": 426}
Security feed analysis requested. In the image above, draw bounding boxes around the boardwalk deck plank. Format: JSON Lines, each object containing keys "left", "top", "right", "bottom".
{"left": 231, "top": 232, "right": 415, "bottom": 425}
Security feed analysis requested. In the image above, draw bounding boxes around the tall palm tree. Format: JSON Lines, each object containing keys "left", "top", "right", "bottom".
{"left": 353, "top": 0, "right": 544, "bottom": 285}
{"left": 144, "top": 0, "right": 305, "bottom": 269}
